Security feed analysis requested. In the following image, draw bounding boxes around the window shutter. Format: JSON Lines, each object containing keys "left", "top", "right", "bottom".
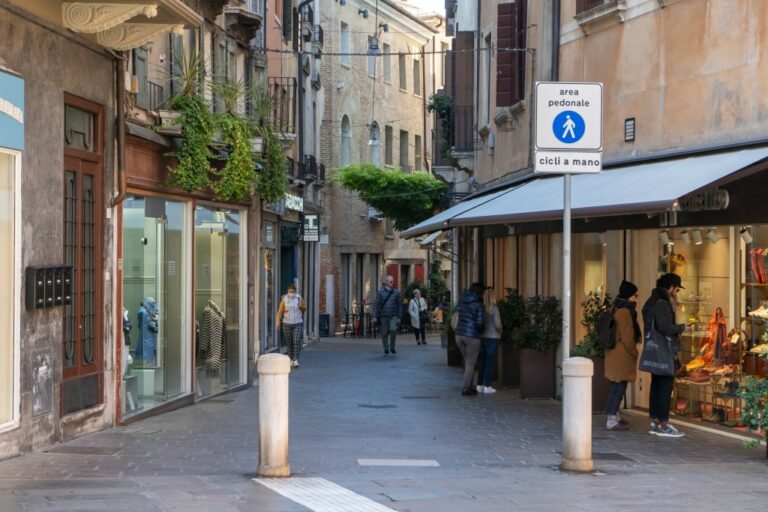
{"left": 496, "top": 2, "right": 518, "bottom": 107}
{"left": 133, "top": 47, "right": 149, "bottom": 109}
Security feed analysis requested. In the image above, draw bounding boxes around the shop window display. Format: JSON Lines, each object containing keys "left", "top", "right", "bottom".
{"left": 659, "top": 228, "right": 747, "bottom": 428}
{"left": 122, "top": 196, "right": 188, "bottom": 417}
{"left": 194, "top": 206, "right": 245, "bottom": 398}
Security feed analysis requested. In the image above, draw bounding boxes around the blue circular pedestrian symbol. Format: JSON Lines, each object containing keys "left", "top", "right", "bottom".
{"left": 553, "top": 110, "right": 585, "bottom": 144}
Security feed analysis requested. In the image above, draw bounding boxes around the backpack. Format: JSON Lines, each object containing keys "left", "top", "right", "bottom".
{"left": 597, "top": 310, "right": 616, "bottom": 349}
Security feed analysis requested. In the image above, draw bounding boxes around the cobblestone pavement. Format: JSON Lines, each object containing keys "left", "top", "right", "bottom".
{"left": 0, "top": 335, "right": 767, "bottom": 511}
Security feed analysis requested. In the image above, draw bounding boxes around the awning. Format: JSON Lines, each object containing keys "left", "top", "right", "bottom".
{"left": 419, "top": 230, "right": 443, "bottom": 245}
{"left": 403, "top": 146, "right": 768, "bottom": 237}
{"left": 385, "top": 249, "right": 427, "bottom": 264}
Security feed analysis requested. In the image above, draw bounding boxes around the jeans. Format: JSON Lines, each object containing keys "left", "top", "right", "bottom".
{"left": 604, "top": 381, "right": 628, "bottom": 416}
{"left": 649, "top": 374, "right": 675, "bottom": 422}
{"left": 456, "top": 335, "right": 481, "bottom": 389}
{"left": 477, "top": 338, "right": 499, "bottom": 387}
{"left": 380, "top": 316, "right": 398, "bottom": 352}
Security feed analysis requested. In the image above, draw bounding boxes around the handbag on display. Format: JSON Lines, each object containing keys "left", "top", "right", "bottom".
{"left": 639, "top": 319, "right": 676, "bottom": 376}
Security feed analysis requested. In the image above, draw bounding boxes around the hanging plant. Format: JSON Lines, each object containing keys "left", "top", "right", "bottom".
{"left": 335, "top": 162, "right": 446, "bottom": 231}
{"left": 249, "top": 84, "right": 289, "bottom": 204}
{"left": 165, "top": 93, "right": 214, "bottom": 192}
{"left": 213, "top": 113, "right": 256, "bottom": 202}
{"left": 426, "top": 92, "right": 454, "bottom": 119}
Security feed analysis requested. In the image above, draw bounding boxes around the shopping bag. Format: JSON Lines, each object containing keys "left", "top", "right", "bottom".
{"left": 638, "top": 320, "right": 675, "bottom": 376}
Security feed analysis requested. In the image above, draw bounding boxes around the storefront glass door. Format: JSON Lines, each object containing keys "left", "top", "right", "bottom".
{"left": 0, "top": 151, "right": 17, "bottom": 427}
{"left": 194, "top": 205, "right": 246, "bottom": 398}
{"left": 121, "top": 195, "right": 189, "bottom": 418}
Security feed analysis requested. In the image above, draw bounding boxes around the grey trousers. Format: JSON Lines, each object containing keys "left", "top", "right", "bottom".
{"left": 380, "top": 316, "right": 398, "bottom": 352}
{"left": 456, "top": 335, "right": 481, "bottom": 389}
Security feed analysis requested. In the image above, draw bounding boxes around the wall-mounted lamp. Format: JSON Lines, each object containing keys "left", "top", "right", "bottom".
{"left": 379, "top": 22, "right": 389, "bottom": 32}
{"left": 680, "top": 230, "right": 690, "bottom": 245}
{"left": 692, "top": 229, "right": 703, "bottom": 245}
{"left": 706, "top": 229, "right": 719, "bottom": 244}
{"left": 336, "top": 0, "right": 347, "bottom": 5}
{"left": 740, "top": 227, "right": 754, "bottom": 244}
{"left": 659, "top": 230, "right": 671, "bottom": 246}
{"left": 358, "top": 8, "right": 368, "bottom": 18}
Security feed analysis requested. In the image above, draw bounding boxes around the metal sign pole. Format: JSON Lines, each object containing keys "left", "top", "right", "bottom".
{"left": 562, "top": 173, "right": 571, "bottom": 361}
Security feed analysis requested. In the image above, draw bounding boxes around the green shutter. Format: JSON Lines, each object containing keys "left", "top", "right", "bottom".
{"left": 133, "top": 47, "right": 149, "bottom": 109}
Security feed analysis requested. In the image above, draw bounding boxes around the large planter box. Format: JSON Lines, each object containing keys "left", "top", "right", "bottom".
{"left": 498, "top": 344, "right": 521, "bottom": 388}
{"left": 590, "top": 357, "right": 611, "bottom": 413}
{"left": 446, "top": 332, "right": 463, "bottom": 367}
{"left": 520, "top": 347, "right": 555, "bottom": 399}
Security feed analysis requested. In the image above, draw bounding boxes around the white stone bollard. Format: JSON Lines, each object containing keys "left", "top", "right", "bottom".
{"left": 257, "top": 353, "right": 292, "bottom": 477}
{"left": 561, "top": 357, "right": 594, "bottom": 472}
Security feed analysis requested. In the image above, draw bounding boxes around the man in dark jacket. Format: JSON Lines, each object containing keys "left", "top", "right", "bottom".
{"left": 455, "top": 282, "right": 486, "bottom": 395}
{"left": 373, "top": 275, "right": 403, "bottom": 355}
{"left": 642, "top": 272, "right": 687, "bottom": 438}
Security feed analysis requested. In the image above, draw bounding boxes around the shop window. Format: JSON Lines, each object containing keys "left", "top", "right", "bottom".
{"left": 195, "top": 206, "right": 246, "bottom": 397}
{"left": 0, "top": 152, "right": 17, "bottom": 425}
{"left": 261, "top": 221, "right": 277, "bottom": 351}
{"left": 573, "top": 233, "right": 605, "bottom": 345}
{"left": 121, "top": 195, "right": 188, "bottom": 418}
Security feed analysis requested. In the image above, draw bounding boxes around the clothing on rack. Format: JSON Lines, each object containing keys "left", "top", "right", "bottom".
{"left": 200, "top": 299, "right": 227, "bottom": 377}
{"left": 136, "top": 298, "right": 159, "bottom": 366}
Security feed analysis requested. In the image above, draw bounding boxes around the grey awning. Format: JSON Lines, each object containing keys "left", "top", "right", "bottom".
{"left": 419, "top": 230, "right": 444, "bottom": 245}
{"left": 403, "top": 146, "right": 768, "bottom": 237}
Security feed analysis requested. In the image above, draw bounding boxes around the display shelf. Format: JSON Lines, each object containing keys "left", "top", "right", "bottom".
{"left": 741, "top": 283, "right": 768, "bottom": 288}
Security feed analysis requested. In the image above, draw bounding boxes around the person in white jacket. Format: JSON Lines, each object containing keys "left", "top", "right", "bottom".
{"left": 408, "top": 289, "right": 429, "bottom": 345}
{"left": 477, "top": 289, "right": 502, "bottom": 394}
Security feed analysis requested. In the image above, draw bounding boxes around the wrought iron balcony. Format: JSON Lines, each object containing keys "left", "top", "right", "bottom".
{"left": 268, "top": 77, "right": 297, "bottom": 134}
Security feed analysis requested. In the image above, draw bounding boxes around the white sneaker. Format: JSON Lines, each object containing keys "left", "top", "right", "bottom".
{"left": 476, "top": 385, "right": 484, "bottom": 392}
{"left": 483, "top": 386, "right": 496, "bottom": 394}
{"left": 291, "top": 360, "right": 299, "bottom": 368}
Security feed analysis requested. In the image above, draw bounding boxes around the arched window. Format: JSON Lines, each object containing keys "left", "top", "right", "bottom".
{"left": 368, "top": 122, "right": 381, "bottom": 166}
{"left": 340, "top": 115, "right": 351, "bottom": 166}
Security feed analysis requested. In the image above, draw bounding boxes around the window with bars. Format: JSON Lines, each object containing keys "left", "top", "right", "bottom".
{"left": 496, "top": 0, "right": 527, "bottom": 107}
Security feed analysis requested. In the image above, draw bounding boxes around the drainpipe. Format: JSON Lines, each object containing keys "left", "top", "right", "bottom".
{"left": 421, "top": 44, "right": 427, "bottom": 171}
{"left": 110, "top": 52, "right": 127, "bottom": 207}
{"left": 552, "top": 0, "right": 560, "bottom": 81}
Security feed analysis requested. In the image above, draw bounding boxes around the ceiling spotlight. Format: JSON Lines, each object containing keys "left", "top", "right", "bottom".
{"left": 599, "top": 233, "right": 607, "bottom": 246}
{"left": 692, "top": 229, "right": 703, "bottom": 245}
{"left": 680, "top": 230, "right": 690, "bottom": 245}
{"left": 740, "top": 227, "right": 754, "bottom": 244}
{"left": 659, "top": 231, "right": 670, "bottom": 246}
{"left": 707, "top": 229, "right": 719, "bottom": 244}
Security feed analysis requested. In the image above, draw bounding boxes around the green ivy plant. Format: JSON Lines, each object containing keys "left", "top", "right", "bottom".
{"left": 520, "top": 295, "right": 562, "bottom": 352}
{"left": 426, "top": 92, "right": 454, "bottom": 157}
{"left": 335, "top": 162, "right": 447, "bottom": 231}
{"left": 249, "top": 84, "right": 288, "bottom": 204}
{"left": 166, "top": 93, "right": 214, "bottom": 192}
{"left": 571, "top": 291, "right": 613, "bottom": 359}
{"left": 497, "top": 288, "right": 527, "bottom": 346}
{"left": 739, "top": 368, "right": 768, "bottom": 458}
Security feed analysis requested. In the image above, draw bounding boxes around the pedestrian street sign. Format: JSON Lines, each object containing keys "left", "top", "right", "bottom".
{"left": 534, "top": 82, "right": 602, "bottom": 174}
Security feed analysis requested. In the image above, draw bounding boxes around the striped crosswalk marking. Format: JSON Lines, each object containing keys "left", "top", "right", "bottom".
{"left": 253, "top": 477, "right": 396, "bottom": 512}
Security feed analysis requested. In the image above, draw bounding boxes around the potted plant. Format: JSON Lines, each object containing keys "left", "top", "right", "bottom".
{"left": 426, "top": 92, "right": 454, "bottom": 157}
{"left": 739, "top": 355, "right": 768, "bottom": 459}
{"left": 496, "top": 288, "right": 527, "bottom": 388}
{"left": 248, "top": 84, "right": 289, "bottom": 204}
{"left": 570, "top": 291, "right": 613, "bottom": 411}
{"left": 519, "top": 295, "right": 562, "bottom": 399}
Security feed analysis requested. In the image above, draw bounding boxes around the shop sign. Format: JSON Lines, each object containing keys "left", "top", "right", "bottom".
{"left": 285, "top": 194, "right": 304, "bottom": 212}
{"left": 0, "top": 70, "right": 24, "bottom": 151}
{"left": 303, "top": 214, "right": 319, "bottom": 242}
{"left": 534, "top": 82, "right": 602, "bottom": 174}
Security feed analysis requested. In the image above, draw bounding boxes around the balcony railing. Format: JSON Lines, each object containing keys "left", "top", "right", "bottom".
{"left": 148, "top": 80, "right": 166, "bottom": 112}
{"left": 302, "top": 155, "right": 318, "bottom": 179}
{"left": 268, "top": 77, "right": 297, "bottom": 134}
{"left": 301, "top": 5, "right": 314, "bottom": 41}
{"left": 318, "top": 163, "right": 326, "bottom": 182}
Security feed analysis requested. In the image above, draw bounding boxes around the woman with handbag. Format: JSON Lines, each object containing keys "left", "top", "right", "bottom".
{"left": 604, "top": 280, "right": 641, "bottom": 431}
{"left": 641, "top": 273, "right": 687, "bottom": 438}
{"left": 408, "top": 289, "right": 429, "bottom": 345}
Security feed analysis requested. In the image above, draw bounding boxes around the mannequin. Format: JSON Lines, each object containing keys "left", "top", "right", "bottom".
{"left": 137, "top": 297, "right": 159, "bottom": 367}
{"left": 122, "top": 308, "right": 133, "bottom": 376}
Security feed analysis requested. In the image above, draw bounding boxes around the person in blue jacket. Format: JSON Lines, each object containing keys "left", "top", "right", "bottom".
{"left": 455, "top": 282, "right": 486, "bottom": 396}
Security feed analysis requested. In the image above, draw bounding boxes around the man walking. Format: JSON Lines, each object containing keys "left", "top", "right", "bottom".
{"left": 455, "top": 282, "right": 486, "bottom": 396}
{"left": 373, "top": 275, "right": 402, "bottom": 355}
